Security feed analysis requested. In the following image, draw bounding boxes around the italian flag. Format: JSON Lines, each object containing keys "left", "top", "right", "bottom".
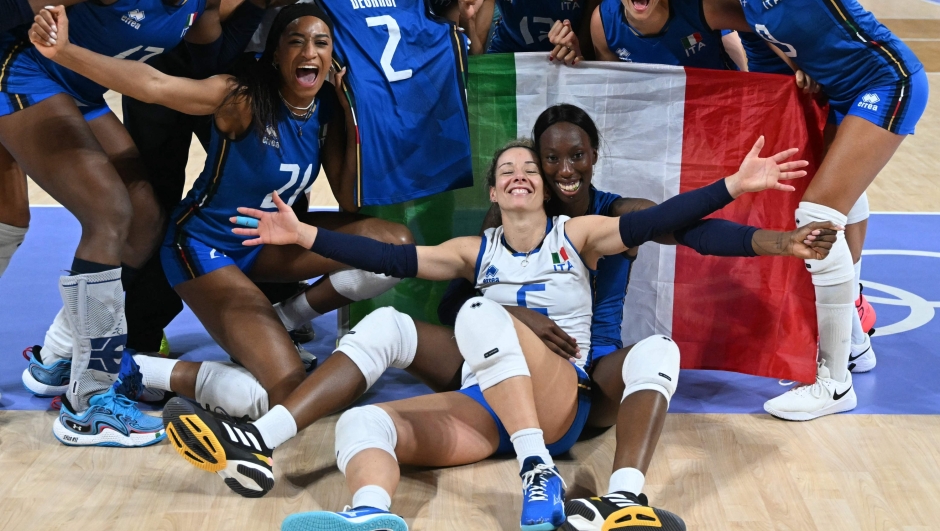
{"left": 681, "top": 32, "right": 703, "bottom": 50}
{"left": 468, "top": 53, "right": 829, "bottom": 383}
{"left": 552, "top": 247, "right": 570, "bottom": 265}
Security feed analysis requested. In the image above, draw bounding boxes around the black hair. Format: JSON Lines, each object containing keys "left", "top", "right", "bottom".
{"left": 224, "top": 4, "right": 335, "bottom": 139}
{"left": 531, "top": 104, "right": 600, "bottom": 155}
{"left": 485, "top": 138, "right": 540, "bottom": 188}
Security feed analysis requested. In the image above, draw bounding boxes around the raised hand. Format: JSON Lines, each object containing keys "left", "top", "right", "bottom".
{"left": 231, "top": 191, "right": 307, "bottom": 247}
{"left": 726, "top": 136, "right": 809, "bottom": 198}
{"left": 28, "top": 6, "right": 69, "bottom": 59}
{"left": 548, "top": 20, "right": 582, "bottom": 65}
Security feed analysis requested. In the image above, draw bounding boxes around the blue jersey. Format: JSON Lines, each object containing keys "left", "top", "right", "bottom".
{"left": 588, "top": 187, "right": 632, "bottom": 353}
{"left": 599, "top": 0, "right": 733, "bottom": 69}
{"left": 741, "top": 0, "right": 923, "bottom": 113}
{"left": 738, "top": 31, "right": 790, "bottom": 74}
{"left": 171, "top": 91, "right": 336, "bottom": 256}
{"left": 0, "top": 0, "right": 204, "bottom": 105}
{"left": 488, "top": 0, "right": 584, "bottom": 53}
{"left": 318, "top": 0, "right": 472, "bottom": 207}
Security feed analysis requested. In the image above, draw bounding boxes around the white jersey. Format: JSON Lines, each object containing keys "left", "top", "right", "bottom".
{"left": 474, "top": 215, "right": 594, "bottom": 369}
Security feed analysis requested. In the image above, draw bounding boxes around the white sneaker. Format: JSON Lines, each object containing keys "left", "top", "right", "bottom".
{"left": 764, "top": 363, "right": 856, "bottom": 421}
{"left": 849, "top": 334, "right": 876, "bottom": 373}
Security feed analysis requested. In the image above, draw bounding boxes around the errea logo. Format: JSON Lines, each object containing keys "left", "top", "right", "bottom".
{"left": 858, "top": 93, "right": 880, "bottom": 111}
{"left": 122, "top": 9, "right": 144, "bottom": 29}
{"left": 615, "top": 48, "right": 632, "bottom": 62}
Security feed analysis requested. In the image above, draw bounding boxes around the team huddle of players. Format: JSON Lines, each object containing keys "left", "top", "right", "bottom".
{"left": 0, "top": 0, "right": 928, "bottom": 529}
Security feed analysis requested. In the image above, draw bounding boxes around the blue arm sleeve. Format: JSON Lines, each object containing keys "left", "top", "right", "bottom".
{"left": 187, "top": 0, "right": 265, "bottom": 77}
{"left": 310, "top": 228, "right": 419, "bottom": 279}
{"left": 1, "top": 0, "right": 33, "bottom": 33}
{"left": 618, "top": 179, "right": 734, "bottom": 248}
{"left": 673, "top": 219, "right": 758, "bottom": 257}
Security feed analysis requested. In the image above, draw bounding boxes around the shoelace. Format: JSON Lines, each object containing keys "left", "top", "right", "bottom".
{"left": 521, "top": 464, "right": 566, "bottom": 502}
{"left": 109, "top": 392, "right": 148, "bottom": 420}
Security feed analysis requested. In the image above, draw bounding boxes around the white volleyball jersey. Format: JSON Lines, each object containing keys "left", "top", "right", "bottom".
{"left": 475, "top": 215, "right": 594, "bottom": 369}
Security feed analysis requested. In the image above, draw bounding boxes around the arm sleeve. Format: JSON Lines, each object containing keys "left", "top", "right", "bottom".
{"left": 309, "top": 228, "right": 419, "bottom": 279}
{"left": 0, "top": 0, "right": 33, "bottom": 33}
{"left": 618, "top": 179, "right": 734, "bottom": 248}
{"left": 437, "top": 278, "right": 478, "bottom": 326}
{"left": 187, "top": 0, "right": 266, "bottom": 78}
{"left": 673, "top": 219, "right": 758, "bottom": 257}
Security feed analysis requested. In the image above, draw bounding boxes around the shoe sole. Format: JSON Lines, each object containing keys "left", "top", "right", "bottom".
{"left": 21, "top": 368, "right": 68, "bottom": 397}
{"left": 281, "top": 512, "right": 407, "bottom": 531}
{"left": 163, "top": 399, "right": 228, "bottom": 473}
{"left": 521, "top": 524, "right": 558, "bottom": 531}
{"left": 52, "top": 416, "right": 166, "bottom": 447}
{"left": 764, "top": 390, "right": 858, "bottom": 421}
{"left": 849, "top": 355, "right": 877, "bottom": 373}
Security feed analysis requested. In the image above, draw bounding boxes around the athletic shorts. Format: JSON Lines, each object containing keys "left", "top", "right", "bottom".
{"left": 828, "top": 68, "right": 929, "bottom": 135}
{"left": 457, "top": 363, "right": 593, "bottom": 456}
{"left": 586, "top": 344, "right": 620, "bottom": 371}
{"left": 160, "top": 225, "right": 264, "bottom": 288}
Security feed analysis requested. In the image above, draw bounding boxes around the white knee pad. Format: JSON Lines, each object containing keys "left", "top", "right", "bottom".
{"left": 795, "top": 202, "right": 854, "bottom": 287}
{"left": 194, "top": 362, "right": 269, "bottom": 420}
{"left": 336, "top": 307, "right": 418, "bottom": 390}
{"left": 335, "top": 405, "right": 398, "bottom": 475}
{"left": 0, "top": 222, "right": 26, "bottom": 278}
{"left": 846, "top": 192, "right": 870, "bottom": 225}
{"left": 622, "top": 335, "right": 680, "bottom": 405}
{"left": 330, "top": 268, "right": 401, "bottom": 301}
{"left": 454, "top": 297, "right": 529, "bottom": 391}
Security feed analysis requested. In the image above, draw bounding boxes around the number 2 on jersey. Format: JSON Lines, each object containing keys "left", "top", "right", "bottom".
{"left": 261, "top": 164, "right": 315, "bottom": 209}
{"left": 366, "top": 15, "right": 413, "bottom": 82}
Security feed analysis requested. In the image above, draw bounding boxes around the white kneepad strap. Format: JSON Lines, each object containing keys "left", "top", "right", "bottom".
{"left": 622, "top": 335, "right": 680, "bottom": 405}
{"left": 195, "top": 362, "right": 269, "bottom": 420}
{"left": 795, "top": 202, "right": 854, "bottom": 287}
{"left": 454, "top": 297, "right": 529, "bottom": 391}
{"left": 336, "top": 307, "right": 418, "bottom": 390}
{"left": 846, "top": 192, "right": 870, "bottom": 225}
{"left": 330, "top": 268, "right": 401, "bottom": 301}
{"left": 335, "top": 405, "right": 398, "bottom": 475}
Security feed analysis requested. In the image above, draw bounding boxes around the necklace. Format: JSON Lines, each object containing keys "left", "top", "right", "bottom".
{"left": 279, "top": 92, "right": 317, "bottom": 136}
{"left": 501, "top": 232, "right": 549, "bottom": 268}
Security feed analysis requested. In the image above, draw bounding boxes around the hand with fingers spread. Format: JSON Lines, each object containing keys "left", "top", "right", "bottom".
{"left": 506, "top": 306, "right": 581, "bottom": 360}
{"left": 548, "top": 20, "right": 583, "bottom": 65}
{"left": 725, "top": 136, "right": 809, "bottom": 198}
{"left": 28, "top": 5, "right": 69, "bottom": 59}
{"left": 231, "top": 191, "right": 315, "bottom": 248}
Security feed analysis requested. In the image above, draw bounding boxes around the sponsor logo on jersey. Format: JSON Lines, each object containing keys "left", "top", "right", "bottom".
{"left": 858, "top": 93, "right": 880, "bottom": 111}
{"left": 263, "top": 125, "right": 281, "bottom": 149}
{"left": 681, "top": 33, "right": 706, "bottom": 57}
{"left": 551, "top": 247, "right": 574, "bottom": 272}
{"left": 482, "top": 265, "right": 500, "bottom": 285}
{"left": 122, "top": 9, "right": 144, "bottom": 30}
{"left": 761, "top": 0, "right": 781, "bottom": 9}
{"left": 616, "top": 48, "right": 633, "bottom": 62}
{"left": 349, "top": 0, "right": 397, "bottom": 9}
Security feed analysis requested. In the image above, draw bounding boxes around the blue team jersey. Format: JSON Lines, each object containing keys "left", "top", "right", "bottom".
{"left": 738, "top": 31, "right": 790, "bottom": 74}
{"left": 588, "top": 187, "right": 632, "bottom": 355}
{"left": 599, "top": 0, "right": 733, "bottom": 69}
{"left": 488, "top": 0, "right": 584, "bottom": 53}
{"left": 318, "top": 0, "right": 472, "bottom": 207}
{"left": 741, "top": 0, "right": 923, "bottom": 113}
{"left": 0, "top": 0, "right": 204, "bottom": 106}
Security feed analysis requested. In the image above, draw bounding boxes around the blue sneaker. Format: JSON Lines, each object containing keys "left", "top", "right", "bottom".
{"left": 21, "top": 345, "right": 71, "bottom": 397}
{"left": 53, "top": 386, "right": 166, "bottom": 447}
{"left": 520, "top": 457, "right": 567, "bottom": 531}
{"left": 113, "top": 350, "right": 165, "bottom": 402}
{"left": 282, "top": 506, "right": 408, "bottom": 531}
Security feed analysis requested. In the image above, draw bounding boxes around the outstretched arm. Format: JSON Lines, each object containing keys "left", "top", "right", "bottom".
{"left": 29, "top": 7, "right": 233, "bottom": 115}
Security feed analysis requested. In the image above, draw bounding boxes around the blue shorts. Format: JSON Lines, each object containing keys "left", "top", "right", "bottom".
{"left": 458, "top": 363, "right": 593, "bottom": 456}
{"left": 586, "top": 344, "right": 620, "bottom": 372}
{"left": 828, "top": 68, "right": 929, "bottom": 135}
{"left": 160, "top": 225, "right": 264, "bottom": 288}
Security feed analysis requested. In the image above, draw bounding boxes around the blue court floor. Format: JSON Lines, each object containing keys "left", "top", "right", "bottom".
{"left": 2, "top": 208, "right": 938, "bottom": 413}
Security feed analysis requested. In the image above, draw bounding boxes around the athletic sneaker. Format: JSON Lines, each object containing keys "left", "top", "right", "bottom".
{"left": 53, "top": 386, "right": 166, "bottom": 447}
{"left": 21, "top": 345, "right": 70, "bottom": 397}
{"left": 561, "top": 491, "right": 686, "bottom": 531}
{"left": 281, "top": 506, "right": 408, "bottom": 531}
{"left": 289, "top": 321, "right": 317, "bottom": 344}
{"left": 158, "top": 332, "right": 172, "bottom": 358}
{"left": 162, "top": 397, "right": 275, "bottom": 498}
{"left": 849, "top": 334, "right": 877, "bottom": 373}
{"left": 520, "top": 456, "right": 567, "bottom": 530}
{"left": 764, "top": 362, "right": 856, "bottom": 421}
{"left": 857, "top": 285, "right": 876, "bottom": 335}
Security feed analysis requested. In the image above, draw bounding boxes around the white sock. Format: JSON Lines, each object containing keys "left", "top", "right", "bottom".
{"left": 42, "top": 307, "right": 74, "bottom": 362}
{"left": 274, "top": 290, "right": 320, "bottom": 331}
{"left": 133, "top": 355, "right": 177, "bottom": 391}
{"left": 510, "top": 428, "right": 553, "bottom": 470}
{"left": 608, "top": 467, "right": 645, "bottom": 496}
{"left": 351, "top": 485, "right": 392, "bottom": 512}
{"left": 253, "top": 404, "right": 297, "bottom": 449}
{"left": 851, "top": 260, "right": 867, "bottom": 345}
{"left": 816, "top": 281, "right": 854, "bottom": 383}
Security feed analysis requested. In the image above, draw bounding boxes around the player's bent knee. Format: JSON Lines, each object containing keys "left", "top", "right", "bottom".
{"left": 622, "top": 335, "right": 680, "bottom": 405}
{"left": 329, "top": 268, "right": 401, "bottom": 301}
{"left": 454, "top": 297, "right": 529, "bottom": 391}
{"left": 194, "top": 362, "right": 270, "bottom": 420}
{"left": 795, "top": 202, "right": 854, "bottom": 287}
{"left": 335, "top": 405, "right": 398, "bottom": 475}
{"left": 846, "top": 192, "right": 869, "bottom": 225}
{"left": 336, "top": 306, "right": 418, "bottom": 390}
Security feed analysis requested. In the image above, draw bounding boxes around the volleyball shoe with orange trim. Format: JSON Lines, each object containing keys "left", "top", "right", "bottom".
{"left": 560, "top": 491, "right": 686, "bottom": 531}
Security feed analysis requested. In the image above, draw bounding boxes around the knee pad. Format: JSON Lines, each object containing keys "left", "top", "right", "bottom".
{"left": 795, "top": 202, "right": 854, "bottom": 287}
{"left": 622, "top": 335, "right": 680, "bottom": 405}
{"left": 335, "top": 405, "right": 398, "bottom": 475}
{"left": 454, "top": 297, "right": 529, "bottom": 391}
{"left": 330, "top": 268, "right": 401, "bottom": 301}
{"left": 0, "top": 222, "right": 26, "bottom": 278}
{"left": 194, "top": 362, "right": 269, "bottom": 420}
{"left": 336, "top": 307, "right": 418, "bottom": 390}
{"left": 846, "top": 192, "right": 870, "bottom": 225}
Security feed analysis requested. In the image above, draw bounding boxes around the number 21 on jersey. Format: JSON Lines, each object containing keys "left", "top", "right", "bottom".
{"left": 261, "top": 164, "right": 316, "bottom": 208}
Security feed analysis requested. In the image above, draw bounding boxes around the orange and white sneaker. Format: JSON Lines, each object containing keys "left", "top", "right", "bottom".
{"left": 856, "top": 284, "right": 877, "bottom": 335}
